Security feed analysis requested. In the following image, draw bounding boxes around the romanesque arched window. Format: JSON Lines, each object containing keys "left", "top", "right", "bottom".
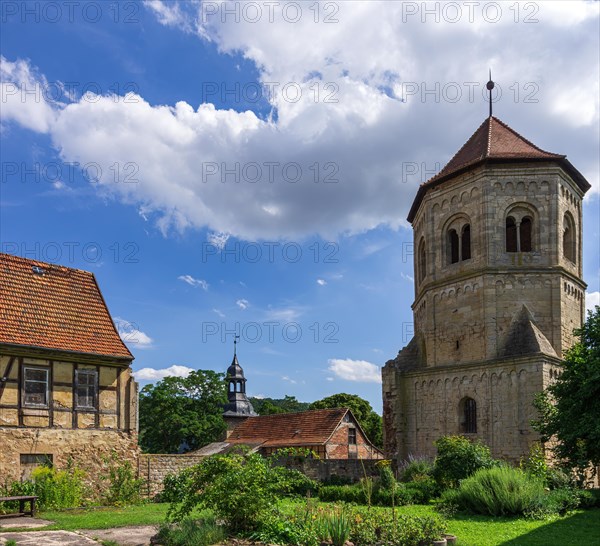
{"left": 506, "top": 216, "right": 517, "bottom": 252}
{"left": 418, "top": 238, "right": 427, "bottom": 283}
{"left": 520, "top": 217, "right": 532, "bottom": 252}
{"left": 448, "top": 229, "right": 459, "bottom": 264}
{"left": 563, "top": 213, "right": 576, "bottom": 263}
{"left": 461, "top": 225, "right": 471, "bottom": 260}
{"left": 460, "top": 397, "right": 477, "bottom": 433}
{"left": 505, "top": 207, "right": 535, "bottom": 253}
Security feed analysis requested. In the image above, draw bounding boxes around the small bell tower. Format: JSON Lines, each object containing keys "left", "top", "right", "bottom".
{"left": 223, "top": 337, "right": 256, "bottom": 437}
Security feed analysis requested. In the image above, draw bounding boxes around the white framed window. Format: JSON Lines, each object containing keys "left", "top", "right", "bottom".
{"left": 75, "top": 369, "right": 98, "bottom": 409}
{"left": 23, "top": 367, "right": 49, "bottom": 407}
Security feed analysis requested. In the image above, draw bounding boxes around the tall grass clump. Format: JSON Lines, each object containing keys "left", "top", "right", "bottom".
{"left": 443, "top": 465, "right": 544, "bottom": 516}
{"left": 157, "top": 516, "right": 226, "bottom": 546}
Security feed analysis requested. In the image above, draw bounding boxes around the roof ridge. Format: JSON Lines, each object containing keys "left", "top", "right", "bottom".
{"left": 0, "top": 252, "right": 94, "bottom": 276}
{"left": 490, "top": 116, "right": 563, "bottom": 158}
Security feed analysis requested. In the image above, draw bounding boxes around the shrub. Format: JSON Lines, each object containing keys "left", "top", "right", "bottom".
{"left": 443, "top": 465, "right": 545, "bottom": 516}
{"left": 25, "top": 465, "right": 86, "bottom": 510}
{"left": 377, "top": 460, "right": 396, "bottom": 490}
{"left": 271, "top": 466, "right": 319, "bottom": 497}
{"left": 168, "top": 450, "right": 283, "bottom": 531}
{"left": 348, "top": 506, "right": 446, "bottom": 546}
{"left": 399, "top": 456, "right": 434, "bottom": 483}
{"left": 157, "top": 516, "right": 226, "bottom": 546}
{"left": 404, "top": 478, "right": 439, "bottom": 503}
{"left": 577, "top": 488, "right": 600, "bottom": 509}
{"left": 318, "top": 484, "right": 365, "bottom": 504}
{"left": 101, "top": 453, "right": 144, "bottom": 506}
{"left": 520, "top": 442, "right": 549, "bottom": 482}
{"left": 160, "top": 468, "right": 194, "bottom": 504}
{"left": 433, "top": 435, "right": 497, "bottom": 489}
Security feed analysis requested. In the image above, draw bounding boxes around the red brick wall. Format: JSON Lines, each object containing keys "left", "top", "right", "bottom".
{"left": 325, "top": 419, "right": 382, "bottom": 459}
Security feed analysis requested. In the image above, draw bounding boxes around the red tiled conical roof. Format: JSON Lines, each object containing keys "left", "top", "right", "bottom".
{"left": 0, "top": 253, "right": 133, "bottom": 360}
{"left": 407, "top": 116, "right": 590, "bottom": 222}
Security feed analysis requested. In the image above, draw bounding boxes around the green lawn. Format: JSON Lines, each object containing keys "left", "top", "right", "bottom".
{"left": 2, "top": 501, "right": 599, "bottom": 545}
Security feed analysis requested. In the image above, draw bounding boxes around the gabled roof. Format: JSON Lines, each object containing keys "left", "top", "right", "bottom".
{"left": 500, "top": 305, "right": 558, "bottom": 359}
{"left": 0, "top": 253, "right": 133, "bottom": 360}
{"left": 227, "top": 408, "right": 350, "bottom": 447}
{"left": 407, "top": 116, "right": 591, "bottom": 222}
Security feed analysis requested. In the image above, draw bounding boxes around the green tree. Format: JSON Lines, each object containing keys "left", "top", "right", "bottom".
{"left": 532, "top": 306, "right": 600, "bottom": 482}
{"left": 310, "top": 393, "right": 383, "bottom": 448}
{"left": 249, "top": 395, "right": 310, "bottom": 415}
{"left": 139, "top": 370, "right": 227, "bottom": 454}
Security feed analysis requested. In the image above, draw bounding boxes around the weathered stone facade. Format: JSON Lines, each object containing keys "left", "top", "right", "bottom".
{"left": 0, "top": 354, "right": 139, "bottom": 485}
{"left": 383, "top": 117, "right": 590, "bottom": 464}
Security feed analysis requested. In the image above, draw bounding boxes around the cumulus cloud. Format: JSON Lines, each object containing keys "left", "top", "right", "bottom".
{"left": 178, "top": 274, "right": 209, "bottom": 290}
{"left": 133, "top": 364, "right": 194, "bottom": 381}
{"left": 586, "top": 291, "right": 600, "bottom": 314}
{"left": 317, "top": 279, "right": 327, "bottom": 286}
{"left": 236, "top": 298, "right": 249, "bottom": 310}
{"left": 1, "top": 2, "right": 598, "bottom": 241}
{"left": 328, "top": 358, "right": 382, "bottom": 383}
{"left": 114, "top": 317, "right": 154, "bottom": 349}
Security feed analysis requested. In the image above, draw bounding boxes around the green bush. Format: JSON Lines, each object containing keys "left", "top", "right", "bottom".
{"left": 167, "top": 450, "right": 286, "bottom": 531}
{"left": 251, "top": 510, "right": 318, "bottom": 546}
{"left": 157, "top": 516, "right": 226, "bottom": 546}
{"left": 271, "top": 466, "right": 319, "bottom": 497}
{"left": 161, "top": 469, "right": 194, "bottom": 504}
{"left": 101, "top": 453, "right": 144, "bottom": 506}
{"left": 433, "top": 435, "right": 497, "bottom": 489}
{"left": 399, "top": 456, "right": 434, "bottom": 483}
{"left": 318, "top": 484, "right": 365, "bottom": 504}
{"left": 577, "top": 488, "right": 600, "bottom": 509}
{"left": 348, "top": 506, "right": 446, "bottom": 546}
{"left": 404, "top": 478, "right": 439, "bottom": 503}
{"left": 443, "top": 465, "right": 545, "bottom": 516}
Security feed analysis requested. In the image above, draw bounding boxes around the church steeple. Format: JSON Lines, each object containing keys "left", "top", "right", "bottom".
{"left": 223, "top": 338, "right": 256, "bottom": 424}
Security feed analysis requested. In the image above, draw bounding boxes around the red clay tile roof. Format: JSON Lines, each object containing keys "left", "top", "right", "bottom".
{"left": 0, "top": 253, "right": 133, "bottom": 360}
{"left": 407, "top": 116, "right": 590, "bottom": 222}
{"left": 227, "top": 408, "right": 349, "bottom": 447}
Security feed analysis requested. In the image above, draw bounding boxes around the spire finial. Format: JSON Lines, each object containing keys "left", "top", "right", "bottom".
{"left": 486, "top": 69, "right": 495, "bottom": 118}
{"left": 233, "top": 335, "right": 240, "bottom": 356}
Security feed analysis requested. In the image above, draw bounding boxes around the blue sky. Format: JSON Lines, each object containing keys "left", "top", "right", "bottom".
{"left": 1, "top": 1, "right": 599, "bottom": 413}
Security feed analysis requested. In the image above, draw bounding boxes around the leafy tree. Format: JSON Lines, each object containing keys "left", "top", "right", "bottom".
{"left": 250, "top": 395, "right": 310, "bottom": 415}
{"left": 139, "top": 370, "right": 227, "bottom": 454}
{"left": 310, "top": 393, "right": 383, "bottom": 448}
{"left": 532, "top": 306, "right": 600, "bottom": 482}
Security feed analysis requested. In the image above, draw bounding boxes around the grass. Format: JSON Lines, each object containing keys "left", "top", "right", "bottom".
{"left": 280, "top": 499, "right": 600, "bottom": 546}
{"left": 1, "top": 500, "right": 598, "bottom": 545}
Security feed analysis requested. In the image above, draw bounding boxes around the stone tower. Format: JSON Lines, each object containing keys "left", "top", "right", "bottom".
{"left": 382, "top": 115, "right": 590, "bottom": 463}
{"left": 223, "top": 341, "right": 256, "bottom": 436}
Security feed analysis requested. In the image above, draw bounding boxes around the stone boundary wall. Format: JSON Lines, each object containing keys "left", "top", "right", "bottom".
{"left": 139, "top": 454, "right": 206, "bottom": 498}
{"left": 140, "top": 453, "right": 382, "bottom": 498}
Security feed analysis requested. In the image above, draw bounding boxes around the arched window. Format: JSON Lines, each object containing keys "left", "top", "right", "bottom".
{"left": 460, "top": 397, "right": 477, "bottom": 434}
{"left": 418, "top": 238, "right": 427, "bottom": 283}
{"left": 461, "top": 225, "right": 471, "bottom": 260}
{"left": 520, "top": 217, "right": 532, "bottom": 252}
{"left": 506, "top": 212, "right": 534, "bottom": 253}
{"left": 563, "top": 213, "right": 576, "bottom": 263}
{"left": 448, "top": 229, "right": 459, "bottom": 264}
{"left": 506, "top": 216, "right": 517, "bottom": 252}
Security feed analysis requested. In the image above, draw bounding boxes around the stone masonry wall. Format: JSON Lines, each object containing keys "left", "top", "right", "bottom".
{"left": 139, "top": 454, "right": 207, "bottom": 498}
{"left": 0, "top": 427, "right": 139, "bottom": 491}
{"left": 140, "top": 453, "right": 382, "bottom": 497}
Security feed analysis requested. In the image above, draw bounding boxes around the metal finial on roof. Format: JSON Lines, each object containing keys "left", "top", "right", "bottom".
{"left": 234, "top": 335, "right": 240, "bottom": 356}
{"left": 486, "top": 69, "right": 495, "bottom": 118}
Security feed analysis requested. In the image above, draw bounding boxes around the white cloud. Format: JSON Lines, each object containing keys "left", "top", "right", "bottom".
{"left": 586, "top": 291, "right": 600, "bottom": 314}
{"left": 317, "top": 279, "right": 327, "bottom": 286}
{"left": 328, "top": 358, "right": 382, "bottom": 383}
{"left": 281, "top": 375, "right": 297, "bottom": 384}
{"left": 2, "top": 3, "right": 599, "bottom": 242}
{"left": 264, "top": 306, "right": 302, "bottom": 322}
{"left": 236, "top": 298, "right": 249, "bottom": 310}
{"left": 133, "top": 364, "right": 194, "bottom": 381}
{"left": 213, "top": 308, "right": 226, "bottom": 318}
{"left": 113, "top": 317, "right": 154, "bottom": 349}
{"left": 400, "top": 272, "right": 414, "bottom": 283}
{"left": 178, "top": 274, "right": 209, "bottom": 290}
{"left": 207, "top": 231, "right": 230, "bottom": 250}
